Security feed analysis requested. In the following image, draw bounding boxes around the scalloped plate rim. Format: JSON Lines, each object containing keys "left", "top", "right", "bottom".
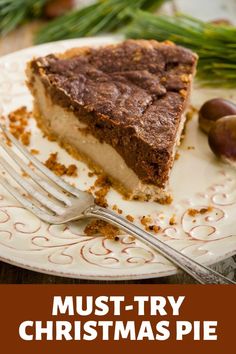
{"left": 1, "top": 247, "right": 236, "bottom": 281}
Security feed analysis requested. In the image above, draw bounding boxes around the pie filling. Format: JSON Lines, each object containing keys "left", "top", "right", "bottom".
{"left": 26, "top": 40, "right": 197, "bottom": 202}
{"left": 31, "top": 75, "right": 172, "bottom": 201}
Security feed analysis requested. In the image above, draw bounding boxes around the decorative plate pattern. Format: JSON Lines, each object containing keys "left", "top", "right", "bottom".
{"left": 0, "top": 36, "right": 236, "bottom": 280}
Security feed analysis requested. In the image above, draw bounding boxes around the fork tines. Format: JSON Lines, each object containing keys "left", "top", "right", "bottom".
{"left": 0, "top": 123, "right": 83, "bottom": 223}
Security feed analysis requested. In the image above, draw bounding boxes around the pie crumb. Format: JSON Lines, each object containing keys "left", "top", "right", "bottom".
{"left": 44, "top": 152, "right": 78, "bottom": 177}
{"left": 94, "top": 175, "right": 111, "bottom": 208}
{"left": 84, "top": 219, "right": 120, "bottom": 239}
{"left": 175, "top": 152, "right": 180, "bottom": 160}
{"left": 148, "top": 225, "right": 161, "bottom": 233}
{"left": 140, "top": 215, "right": 152, "bottom": 226}
{"left": 188, "top": 206, "right": 213, "bottom": 217}
{"left": 7, "top": 106, "right": 32, "bottom": 144}
{"left": 126, "top": 215, "right": 134, "bottom": 222}
{"left": 169, "top": 214, "right": 177, "bottom": 225}
{"left": 30, "top": 149, "right": 39, "bottom": 155}
{"left": 88, "top": 171, "right": 96, "bottom": 177}
{"left": 21, "top": 131, "right": 31, "bottom": 146}
{"left": 186, "top": 105, "right": 198, "bottom": 121}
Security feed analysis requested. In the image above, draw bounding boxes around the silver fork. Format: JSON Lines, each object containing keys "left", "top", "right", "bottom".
{"left": 0, "top": 124, "right": 234, "bottom": 285}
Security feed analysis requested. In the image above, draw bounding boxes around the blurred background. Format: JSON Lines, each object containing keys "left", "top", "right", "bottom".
{"left": 1, "top": 0, "right": 236, "bottom": 56}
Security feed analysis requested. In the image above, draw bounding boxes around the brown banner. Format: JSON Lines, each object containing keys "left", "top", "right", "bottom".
{"left": 0, "top": 285, "right": 235, "bottom": 354}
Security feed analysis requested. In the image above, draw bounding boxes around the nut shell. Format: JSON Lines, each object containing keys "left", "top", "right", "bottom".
{"left": 208, "top": 115, "right": 236, "bottom": 162}
{"left": 199, "top": 98, "right": 236, "bottom": 134}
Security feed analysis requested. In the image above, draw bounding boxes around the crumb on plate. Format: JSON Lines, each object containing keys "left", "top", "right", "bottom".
{"left": 30, "top": 149, "right": 39, "bottom": 155}
{"left": 84, "top": 219, "right": 120, "bottom": 239}
{"left": 7, "top": 106, "right": 32, "bottom": 146}
{"left": 44, "top": 152, "right": 78, "bottom": 177}
{"left": 94, "top": 175, "right": 111, "bottom": 208}
{"left": 169, "top": 214, "right": 177, "bottom": 225}
{"left": 175, "top": 152, "right": 180, "bottom": 160}
{"left": 188, "top": 206, "right": 213, "bottom": 217}
{"left": 126, "top": 215, "right": 134, "bottom": 222}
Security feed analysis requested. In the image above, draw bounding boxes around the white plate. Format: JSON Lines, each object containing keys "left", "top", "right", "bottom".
{"left": 0, "top": 36, "right": 236, "bottom": 280}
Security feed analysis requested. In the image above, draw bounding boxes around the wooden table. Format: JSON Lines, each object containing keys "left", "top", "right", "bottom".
{"left": 0, "top": 20, "right": 235, "bottom": 285}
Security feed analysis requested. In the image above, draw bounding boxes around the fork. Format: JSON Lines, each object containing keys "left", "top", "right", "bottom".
{"left": 0, "top": 124, "right": 234, "bottom": 285}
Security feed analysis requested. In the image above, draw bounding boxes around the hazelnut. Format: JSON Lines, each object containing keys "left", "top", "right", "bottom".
{"left": 43, "top": 0, "right": 74, "bottom": 19}
{"left": 199, "top": 98, "right": 236, "bottom": 134}
{"left": 208, "top": 115, "right": 236, "bottom": 163}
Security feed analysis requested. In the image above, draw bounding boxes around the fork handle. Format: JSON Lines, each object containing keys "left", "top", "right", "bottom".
{"left": 85, "top": 205, "right": 235, "bottom": 284}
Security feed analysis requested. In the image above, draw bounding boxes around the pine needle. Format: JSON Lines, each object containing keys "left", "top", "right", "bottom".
{"left": 125, "top": 11, "right": 236, "bottom": 87}
{"left": 0, "top": 0, "right": 48, "bottom": 36}
{"left": 35, "top": 0, "right": 167, "bottom": 44}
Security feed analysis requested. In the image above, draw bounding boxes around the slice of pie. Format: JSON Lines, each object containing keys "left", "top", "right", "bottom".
{"left": 26, "top": 39, "right": 197, "bottom": 203}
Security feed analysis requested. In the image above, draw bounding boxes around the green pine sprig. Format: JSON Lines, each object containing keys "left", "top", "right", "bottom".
{"left": 35, "top": 0, "right": 167, "bottom": 44}
{"left": 125, "top": 11, "right": 236, "bottom": 87}
{"left": 0, "top": 0, "right": 48, "bottom": 36}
